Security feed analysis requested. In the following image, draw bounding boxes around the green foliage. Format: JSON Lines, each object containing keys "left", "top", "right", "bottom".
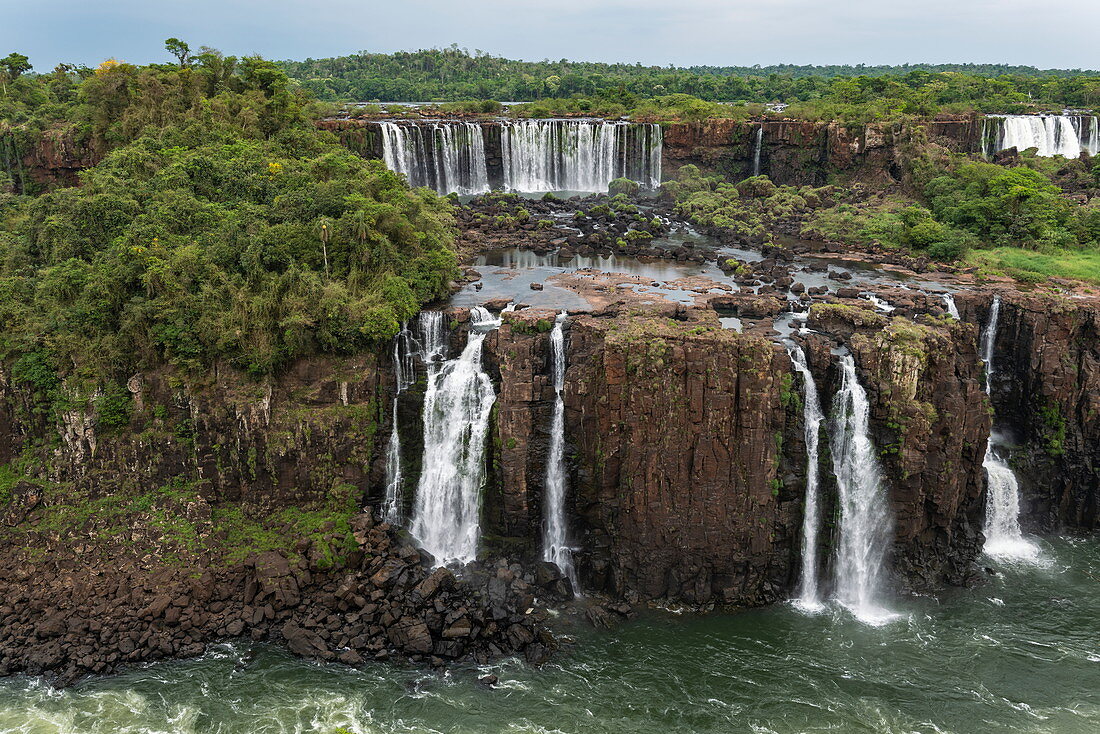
{"left": 607, "top": 177, "right": 640, "bottom": 197}
{"left": 1038, "top": 402, "right": 1068, "bottom": 457}
{"left": 94, "top": 381, "right": 132, "bottom": 429}
{"left": 925, "top": 162, "right": 1091, "bottom": 250}
{"left": 665, "top": 167, "right": 833, "bottom": 242}
{"left": 0, "top": 46, "right": 459, "bottom": 382}
{"left": 277, "top": 47, "right": 1100, "bottom": 116}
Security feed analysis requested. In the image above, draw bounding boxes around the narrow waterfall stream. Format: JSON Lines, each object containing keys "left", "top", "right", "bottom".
{"left": 980, "top": 297, "right": 1040, "bottom": 561}
{"left": 942, "top": 293, "right": 961, "bottom": 320}
{"left": 830, "top": 353, "right": 896, "bottom": 625}
{"left": 788, "top": 346, "right": 825, "bottom": 611}
{"left": 542, "top": 312, "right": 577, "bottom": 590}
{"left": 382, "top": 323, "right": 418, "bottom": 523}
{"left": 751, "top": 125, "right": 763, "bottom": 177}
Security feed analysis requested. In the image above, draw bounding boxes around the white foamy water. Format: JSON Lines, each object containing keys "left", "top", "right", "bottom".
{"left": 830, "top": 354, "right": 898, "bottom": 625}
{"left": 979, "top": 297, "right": 1041, "bottom": 562}
{"left": 788, "top": 345, "right": 826, "bottom": 612}
{"left": 410, "top": 326, "right": 497, "bottom": 565}
{"left": 542, "top": 312, "right": 578, "bottom": 590}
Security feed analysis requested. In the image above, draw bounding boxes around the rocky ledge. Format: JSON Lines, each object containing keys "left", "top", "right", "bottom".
{"left": 0, "top": 508, "right": 557, "bottom": 686}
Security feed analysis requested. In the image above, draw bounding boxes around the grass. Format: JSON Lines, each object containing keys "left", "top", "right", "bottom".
{"left": 967, "top": 247, "right": 1100, "bottom": 286}
{"left": 1, "top": 476, "right": 362, "bottom": 570}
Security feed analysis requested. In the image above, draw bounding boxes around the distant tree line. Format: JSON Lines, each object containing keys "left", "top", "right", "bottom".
{"left": 277, "top": 46, "right": 1100, "bottom": 112}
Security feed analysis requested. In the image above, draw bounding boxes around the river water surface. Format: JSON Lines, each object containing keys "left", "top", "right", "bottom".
{"left": 1, "top": 538, "right": 1096, "bottom": 733}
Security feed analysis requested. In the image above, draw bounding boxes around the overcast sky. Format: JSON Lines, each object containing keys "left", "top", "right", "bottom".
{"left": 6, "top": 0, "right": 1099, "bottom": 71}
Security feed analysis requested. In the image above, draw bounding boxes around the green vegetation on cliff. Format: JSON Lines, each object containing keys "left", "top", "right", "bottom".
{"left": 665, "top": 145, "right": 1100, "bottom": 283}
{"left": 0, "top": 43, "right": 459, "bottom": 385}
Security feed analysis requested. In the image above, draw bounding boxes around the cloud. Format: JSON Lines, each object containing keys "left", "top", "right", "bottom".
{"left": 5, "top": 0, "right": 1098, "bottom": 71}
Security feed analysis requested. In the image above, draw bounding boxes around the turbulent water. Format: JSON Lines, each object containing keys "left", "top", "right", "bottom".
{"left": 2, "top": 537, "right": 1095, "bottom": 733}
{"left": 830, "top": 354, "right": 895, "bottom": 624}
{"left": 788, "top": 346, "right": 825, "bottom": 610}
{"left": 983, "top": 114, "right": 1100, "bottom": 158}
{"left": 409, "top": 323, "right": 496, "bottom": 565}
{"left": 541, "top": 312, "right": 576, "bottom": 588}
{"left": 980, "top": 297, "right": 1039, "bottom": 561}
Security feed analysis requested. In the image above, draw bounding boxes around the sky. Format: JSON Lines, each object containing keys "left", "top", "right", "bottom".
{"left": 5, "top": 0, "right": 1099, "bottom": 71}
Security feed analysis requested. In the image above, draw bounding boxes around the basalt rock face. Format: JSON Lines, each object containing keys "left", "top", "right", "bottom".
{"left": 481, "top": 307, "right": 999, "bottom": 605}
{"left": 6, "top": 124, "right": 101, "bottom": 192}
{"left": 959, "top": 291, "right": 1100, "bottom": 531}
{"left": 805, "top": 307, "right": 991, "bottom": 592}
{"left": 560, "top": 314, "right": 799, "bottom": 606}
{"left": 661, "top": 116, "right": 981, "bottom": 186}
{"left": 1, "top": 355, "right": 387, "bottom": 507}
{"left": 0, "top": 353, "right": 552, "bottom": 683}
{"left": 480, "top": 315, "right": 557, "bottom": 540}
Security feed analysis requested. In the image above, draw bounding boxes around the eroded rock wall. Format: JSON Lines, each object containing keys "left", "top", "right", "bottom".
{"left": 958, "top": 291, "right": 1100, "bottom": 531}
{"left": 560, "top": 315, "right": 798, "bottom": 605}
{"left": 805, "top": 307, "right": 991, "bottom": 591}
{"left": 661, "top": 116, "right": 982, "bottom": 186}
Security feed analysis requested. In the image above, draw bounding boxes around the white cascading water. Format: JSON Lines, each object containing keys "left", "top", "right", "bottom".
{"left": 542, "top": 312, "right": 578, "bottom": 590}
{"left": 410, "top": 317, "right": 498, "bottom": 566}
{"left": 788, "top": 346, "right": 825, "bottom": 611}
{"left": 831, "top": 353, "right": 896, "bottom": 625}
{"left": 382, "top": 323, "right": 419, "bottom": 524}
{"left": 942, "top": 293, "right": 961, "bottom": 320}
{"left": 980, "top": 296, "right": 1040, "bottom": 561}
{"left": 501, "top": 120, "right": 661, "bottom": 192}
{"left": 752, "top": 125, "right": 764, "bottom": 177}
{"left": 984, "top": 114, "right": 1099, "bottom": 159}
{"left": 379, "top": 121, "right": 489, "bottom": 194}
{"left": 865, "top": 294, "right": 896, "bottom": 313}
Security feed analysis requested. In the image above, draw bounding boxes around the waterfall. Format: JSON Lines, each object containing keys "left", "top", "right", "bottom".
{"left": 752, "top": 125, "right": 764, "bottom": 177}
{"left": 984, "top": 114, "right": 1098, "bottom": 159}
{"left": 410, "top": 320, "right": 497, "bottom": 566}
{"left": 500, "top": 120, "right": 662, "bottom": 192}
{"left": 789, "top": 346, "right": 825, "bottom": 611}
{"left": 831, "top": 353, "right": 896, "bottom": 624}
{"left": 541, "top": 312, "right": 577, "bottom": 590}
{"left": 942, "top": 293, "right": 961, "bottom": 320}
{"left": 980, "top": 297, "right": 1040, "bottom": 560}
{"left": 382, "top": 323, "right": 418, "bottom": 523}
{"left": 865, "top": 294, "right": 895, "bottom": 313}
{"left": 379, "top": 121, "right": 489, "bottom": 194}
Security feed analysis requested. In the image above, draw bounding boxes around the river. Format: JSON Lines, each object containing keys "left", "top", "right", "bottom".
{"left": 0, "top": 538, "right": 1096, "bottom": 733}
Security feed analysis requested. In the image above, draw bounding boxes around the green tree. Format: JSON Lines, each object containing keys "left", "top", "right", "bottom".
{"left": 164, "top": 38, "right": 191, "bottom": 68}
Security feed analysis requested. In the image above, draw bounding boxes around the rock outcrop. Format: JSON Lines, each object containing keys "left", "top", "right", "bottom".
{"left": 561, "top": 313, "right": 798, "bottom": 606}
{"left": 661, "top": 116, "right": 982, "bottom": 185}
{"left": 957, "top": 290, "right": 1100, "bottom": 531}
{"left": 806, "top": 305, "right": 991, "bottom": 591}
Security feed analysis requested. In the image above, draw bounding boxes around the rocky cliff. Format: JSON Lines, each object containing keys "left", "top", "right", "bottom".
{"left": 0, "top": 353, "right": 552, "bottom": 684}
{"left": 2, "top": 293, "right": 1097, "bottom": 680}
{"left": 481, "top": 306, "right": 997, "bottom": 606}
{"left": 805, "top": 305, "right": 990, "bottom": 591}
{"left": 957, "top": 291, "right": 1100, "bottom": 531}
{"left": 661, "top": 116, "right": 983, "bottom": 186}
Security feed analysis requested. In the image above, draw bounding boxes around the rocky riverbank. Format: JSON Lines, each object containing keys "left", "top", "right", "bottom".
{"left": 0, "top": 505, "right": 558, "bottom": 686}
